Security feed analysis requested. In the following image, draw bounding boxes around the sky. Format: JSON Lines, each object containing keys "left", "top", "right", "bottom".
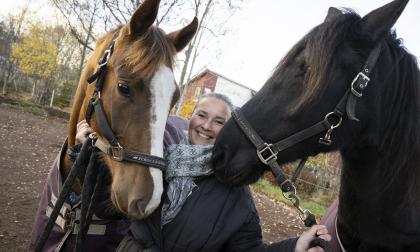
{"left": 212, "top": 0, "right": 420, "bottom": 91}
{"left": 1, "top": 0, "right": 419, "bottom": 91}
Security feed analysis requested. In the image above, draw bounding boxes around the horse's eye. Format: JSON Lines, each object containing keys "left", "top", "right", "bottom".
{"left": 118, "top": 82, "right": 130, "bottom": 96}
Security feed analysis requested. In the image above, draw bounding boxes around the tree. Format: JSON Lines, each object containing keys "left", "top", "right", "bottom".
{"left": 101, "top": 0, "right": 184, "bottom": 28}
{"left": 12, "top": 22, "right": 73, "bottom": 104}
{"left": 13, "top": 23, "right": 59, "bottom": 81}
{"left": 0, "top": 8, "right": 28, "bottom": 95}
{"left": 50, "top": 0, "right": 102, "bottom": 102}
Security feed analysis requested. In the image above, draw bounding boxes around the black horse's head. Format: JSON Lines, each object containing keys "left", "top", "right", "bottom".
{"left": 213, "top": 0, "right": 417, "bottom": 185}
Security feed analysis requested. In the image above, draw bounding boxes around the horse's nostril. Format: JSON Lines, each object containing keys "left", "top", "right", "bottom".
{"left": 128, "top": 198, "right": 147, "bottom": 219}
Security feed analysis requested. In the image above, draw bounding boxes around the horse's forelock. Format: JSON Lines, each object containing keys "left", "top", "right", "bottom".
{"left": 279, "top": 11, "right": 362, "bottom": 111}
{"left": 114, "top": 26, "right": 177, "bottom": 80}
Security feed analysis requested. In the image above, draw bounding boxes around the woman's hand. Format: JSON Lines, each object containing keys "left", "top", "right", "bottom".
{"left": 76, "top": 120, "right": 94, "bottom": 144}
{"left": 295, "top": 225, "right": 331, "bottom": 252}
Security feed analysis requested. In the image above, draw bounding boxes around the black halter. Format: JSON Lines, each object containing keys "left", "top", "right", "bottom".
{"left": 85, "top": 34, "right": 166, "bottom": 170}
{"left": 232, "top": 43, "right": 382, "bottom": 227}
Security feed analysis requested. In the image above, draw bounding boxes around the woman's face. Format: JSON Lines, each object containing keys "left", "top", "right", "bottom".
{"left": 188, "top": 97, "right": 231, "bottom": 145}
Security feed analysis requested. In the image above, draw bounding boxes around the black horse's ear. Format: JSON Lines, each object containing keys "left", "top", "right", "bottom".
{"left": 325, "top": 7, "right": 342, "bottom": 22}
{"left": 167, "top": 17, "right": 198, "bottom": 52}
{"left": 360, "top": 0, "right": 409, "bottom": 42}
{"left": 129, "top": 0, "right": 160, "bottom": 36}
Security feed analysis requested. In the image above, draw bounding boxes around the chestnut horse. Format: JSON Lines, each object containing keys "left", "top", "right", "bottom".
{"left": 63, "top": 0, "right": 197, "bottom": 220}
{"left": 213, "top": 0, "right": 420, "bottom": 251}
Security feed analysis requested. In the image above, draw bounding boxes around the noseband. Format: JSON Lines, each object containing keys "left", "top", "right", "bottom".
{"left": 85, "top": 33, "right": 166, "bottom": 170}
{"left": 232, "top": 43, "right": 382, "bottom": 227}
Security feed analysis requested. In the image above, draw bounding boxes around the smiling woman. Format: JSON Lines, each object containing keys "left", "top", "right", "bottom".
{"left": 188, "top": 93, "right": 234, "bottom": 145}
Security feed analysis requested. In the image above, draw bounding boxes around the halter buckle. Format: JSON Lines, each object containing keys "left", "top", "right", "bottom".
{"left": 110, "top": 143, "right": 124, "bottom": 161}
{"left": 351, "top": 72, "right": 370, "bottom": 97}
{"left": 257, "top": 143, "right": 278, "bottom": 165}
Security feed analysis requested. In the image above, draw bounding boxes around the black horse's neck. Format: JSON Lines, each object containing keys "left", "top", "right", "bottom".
{"left": 337, "top": 41, "right": 420, "bottom": 251}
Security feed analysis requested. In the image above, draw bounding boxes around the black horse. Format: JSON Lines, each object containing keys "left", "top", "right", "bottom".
{"left": 212, "top": 0, "right": 420, "bottom": 251}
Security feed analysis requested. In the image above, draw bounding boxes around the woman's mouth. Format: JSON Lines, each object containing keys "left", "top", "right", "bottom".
{"left": 197, "top": 132, "right": 213, "bottom": 139}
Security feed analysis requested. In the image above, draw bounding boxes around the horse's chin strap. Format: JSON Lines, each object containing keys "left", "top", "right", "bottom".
{"left": 91, "top": 134, "right": 166, "bottom": 170}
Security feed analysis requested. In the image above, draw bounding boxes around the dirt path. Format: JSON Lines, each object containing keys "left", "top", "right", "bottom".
{"left": 0, "top": 104, "right": 307, "bottom": 251}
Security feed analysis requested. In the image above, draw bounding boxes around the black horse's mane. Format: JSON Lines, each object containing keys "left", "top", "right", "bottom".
{"left": 271, "top": 11, "right": 365, "bottom": 109}
{"left": 375, "top": 38, "right": 420, "bottom": 204}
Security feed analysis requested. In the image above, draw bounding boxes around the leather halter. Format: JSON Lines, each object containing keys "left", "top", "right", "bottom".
{"left": 85, "top": 33, "right": 166, "bottom": 170}
{"left": 232, "top": 43, "right": 382, "bottom": 227}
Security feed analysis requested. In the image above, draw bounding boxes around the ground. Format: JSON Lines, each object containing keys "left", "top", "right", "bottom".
{"left": 0, "top": 103, "right": 306, "bottom": 251}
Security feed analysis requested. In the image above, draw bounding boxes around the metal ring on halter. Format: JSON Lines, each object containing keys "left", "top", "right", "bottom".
{"left": 325, "top": 112, "right": 342, "bottom": 129}
{"left": 92, "top": 91, "right": 101, "bottom": 100}
{"left": 88, "top": 133, "right": 98, "bottom": 140}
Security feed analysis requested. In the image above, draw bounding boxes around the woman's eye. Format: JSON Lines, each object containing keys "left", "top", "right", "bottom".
{"left": 215, "top": 120, "right": 225, "bottom": 126}
{"left": 118, "top": 82, "right": 130, "bottom": 96}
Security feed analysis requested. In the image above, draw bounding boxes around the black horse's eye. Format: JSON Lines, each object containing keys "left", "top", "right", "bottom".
{"left": 118, "top": 82, "right": 130, "bottom": 96}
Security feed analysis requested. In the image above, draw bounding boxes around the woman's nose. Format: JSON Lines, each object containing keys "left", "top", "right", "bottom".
{"left": 202, "top": 119, "right": 212, "bottom": 130}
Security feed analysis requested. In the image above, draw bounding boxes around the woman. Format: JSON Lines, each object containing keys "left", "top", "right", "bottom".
{"left": 110, "top": 92, "right": 330, "bottom": 252}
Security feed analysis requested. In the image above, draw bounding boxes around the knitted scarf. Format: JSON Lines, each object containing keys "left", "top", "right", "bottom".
{"left": 161, "top": 135, "right": 213, "bottom": 226}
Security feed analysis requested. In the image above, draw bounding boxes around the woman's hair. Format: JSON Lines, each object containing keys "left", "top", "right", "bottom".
{"left": 196, "top": 92, "right": 235, "bottom": 112}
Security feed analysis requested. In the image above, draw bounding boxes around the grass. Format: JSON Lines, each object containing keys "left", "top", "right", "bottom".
{"left": 251, "top": 178, "right": 327, "bottom": 219}
{"left": 1, "top": 102, "right": 46, "bottom": 116}
{"left": 0, "top": 96, "right": 70, "bottom": 118}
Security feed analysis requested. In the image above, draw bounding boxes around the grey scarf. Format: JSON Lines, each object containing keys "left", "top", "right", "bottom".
{"left": 161, "top": 135, "right": 213, "bottom": 226}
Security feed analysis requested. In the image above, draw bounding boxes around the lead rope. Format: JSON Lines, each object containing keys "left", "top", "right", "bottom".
{"left": 75, "top": 147, "right": 99, "bottom": 251}
{"left": 34, "top": 138, "right": 94, "bottom": 252}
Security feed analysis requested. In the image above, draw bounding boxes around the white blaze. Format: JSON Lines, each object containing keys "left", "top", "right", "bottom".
{"left": 145, "top": 65, "right": 176, "bottom": 215}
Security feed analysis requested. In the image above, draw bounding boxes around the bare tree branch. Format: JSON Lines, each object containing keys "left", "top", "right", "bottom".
{"left": 102, "top": 0, "right": 124, "bottom": 24}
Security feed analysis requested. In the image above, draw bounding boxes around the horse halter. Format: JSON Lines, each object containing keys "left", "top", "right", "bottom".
{"left": 85, "top": 33, "right": 166, "bottom": 170}
{"left": 232, "top": 43, "right": 383, "bottom": 227}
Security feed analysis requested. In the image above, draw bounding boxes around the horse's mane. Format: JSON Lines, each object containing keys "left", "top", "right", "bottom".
{"left": 375, "top": 36, "right": 420, "bottom": 205}
{"left": 112, "top": 25, "right": 177, "bottom": 79}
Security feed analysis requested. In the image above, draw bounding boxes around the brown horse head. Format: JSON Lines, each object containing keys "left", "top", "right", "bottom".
{"left": 65, "top": 0, "right": 197, "bottom": 220}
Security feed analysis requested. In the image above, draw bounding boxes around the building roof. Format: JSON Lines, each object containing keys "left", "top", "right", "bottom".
{"left": 186, "top": 68, "right": 257, "bottom": 93}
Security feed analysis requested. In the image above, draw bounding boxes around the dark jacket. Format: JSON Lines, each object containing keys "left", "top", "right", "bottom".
{"left": 118, "top": 175, "right": 298, "bottom": 252}
{"left": 118, "top": 116, "right": 298, "bottom": 252}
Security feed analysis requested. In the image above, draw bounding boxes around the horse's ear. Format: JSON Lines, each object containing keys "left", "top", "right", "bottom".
{"left": 167, "top": 17, "right": 198, "bottom": 52}
{"left": 324, "top": 7, "right": 342, "bottom": 22}
{"left": 129, "top": 0, "right": 160, "bottom": 36}
{"left": 360, "top": 0, "right": 409, "bottom": 42}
